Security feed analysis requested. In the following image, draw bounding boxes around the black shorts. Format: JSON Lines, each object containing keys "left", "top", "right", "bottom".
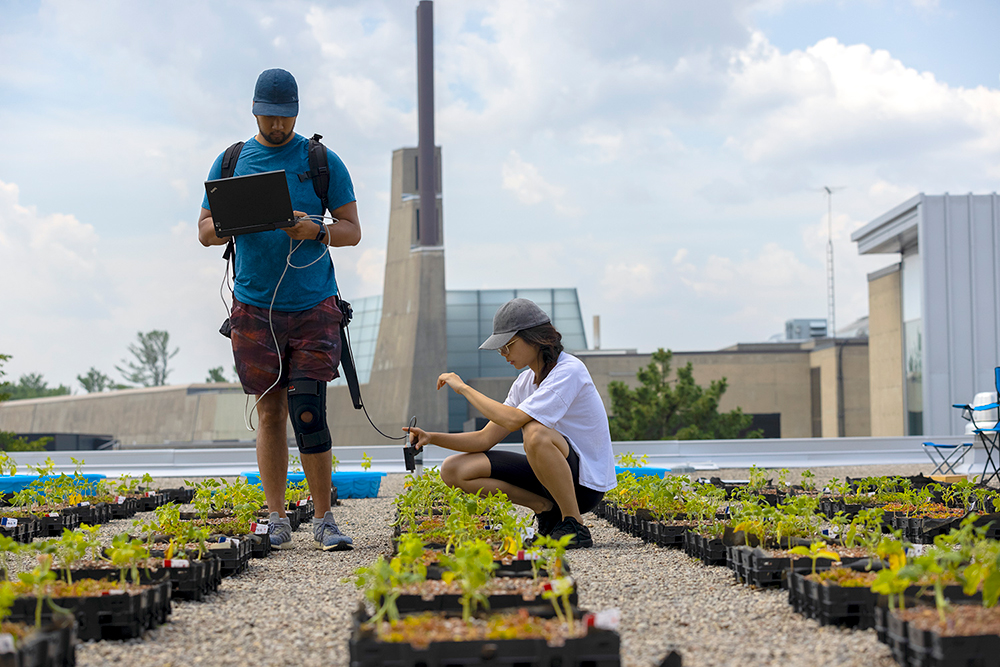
{"left": 484, "top": 446, "right": 605, "bottom": 515}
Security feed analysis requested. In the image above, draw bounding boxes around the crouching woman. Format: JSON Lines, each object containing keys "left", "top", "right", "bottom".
{"left": 405, "top": 298, "right": 616, "bottom": 549}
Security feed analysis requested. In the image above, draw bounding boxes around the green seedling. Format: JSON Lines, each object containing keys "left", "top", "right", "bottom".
{"left": 789, "top": 540, "right": 840, "bottom": 575}
{"left": 616, "top": 452, "right": 648, "bottom": 468}
{"left": 439, "top": 539, "right": 497, "bottom": 622}
{"left": 361, "top": 452, "right": 373, "bottom": 471}
{"left": 800, "top": 469, "right": 817, "bottom": 493}
{"left": 541, "top": 575, "right": 576, "bottom": 633}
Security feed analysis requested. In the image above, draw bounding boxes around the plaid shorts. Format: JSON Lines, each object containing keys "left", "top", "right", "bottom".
{"left": 230, "top": 295, "right": 343, "bottom": 396}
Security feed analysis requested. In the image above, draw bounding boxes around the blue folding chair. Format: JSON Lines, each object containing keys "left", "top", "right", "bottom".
{"left": 921, "top": 442, "right": 973, "bottom": 475}
{"left": 952, "top": 367, "right": 1000, "bottom": 486}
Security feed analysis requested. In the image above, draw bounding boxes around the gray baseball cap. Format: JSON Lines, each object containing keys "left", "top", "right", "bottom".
{"left": 479, "top": 298, "right": 551, "bottom": 350}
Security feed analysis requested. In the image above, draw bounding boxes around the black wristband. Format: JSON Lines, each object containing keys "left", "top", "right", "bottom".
{"left": 315, "top": 223, "right": 327, "bottom": 242}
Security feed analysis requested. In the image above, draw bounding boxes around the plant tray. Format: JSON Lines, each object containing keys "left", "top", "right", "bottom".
{"left": 36, "top": 511, "right": 80, "bottom": 538}
{"left": 735, "top": 547, "right": 852, "bottom": 589}
{"left": 905, "top": 606, "right": 1000, "bottom": 667}
{"left": 74, "top": 502, "right": 111, "bottom": 526}
{"left": 136, "top": 492, "right": 167, "bottom": 513}
{"left": 0, "top": 614, "right": 76, "bottom": 667}
{"left": 159, "top": 487, "right": 196, "bottom": 505}
{"left": 787, "top": 571, "right": 877, "bottom": 629}
{"left": 648, "top": 522, "right": 687, "bottom": 548}
{"left": 108, "top": 497, "right": 138, "bottom": 520}
{"left": 0, "top": 516, "right": 34, "bottom": 544}
{"left": 425, "top": 557, "right": 570, "bottom": 581}
{"left": 10, "top": 576, "right": 172, "bottom": 641}
{"left": 348, "top": 607, "right": 621, "bottom": 667}
{"left": 684, "top": 533, "right": 726, "bottom": 567}
{"left": 206, "top": 537, "right": 252, "bottom": 577}
{"left": 62, "top": 557, "right": 215, "bottom": 603}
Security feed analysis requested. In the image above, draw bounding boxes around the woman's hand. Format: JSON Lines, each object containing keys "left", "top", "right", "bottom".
{"left": 436, "top": 372, "right": 467, "bottom": 394}
{"left": 403, "top": 425, "right": 431, "bottom": 450}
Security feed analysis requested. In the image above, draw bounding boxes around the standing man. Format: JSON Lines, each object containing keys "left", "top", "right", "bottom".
{"left": 198, "top": 68, "right": 360, "bottom": 551}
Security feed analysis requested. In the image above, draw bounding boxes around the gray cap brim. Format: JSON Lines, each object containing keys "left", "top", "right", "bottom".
{"left": 479, "top": 331, "right": 517, "bottom": 350}
{"left": 252, "top": 100, "right": 299, "bottom": 117}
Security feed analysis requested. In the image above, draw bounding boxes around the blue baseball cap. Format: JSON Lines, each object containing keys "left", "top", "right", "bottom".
{"left": 253, "top": 68, "right": 299, "bottom": 117}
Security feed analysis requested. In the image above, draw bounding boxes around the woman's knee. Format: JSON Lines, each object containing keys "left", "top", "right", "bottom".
{"left": 522, "top": 422, "right": 567, "bottom": 458}
{"left": 440, "top": 453, "right": 489, "bottom": 489}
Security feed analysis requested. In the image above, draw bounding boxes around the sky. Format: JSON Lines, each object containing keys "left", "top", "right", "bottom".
{"left": 1, "top": 0, "right": 999, "bottom": 392}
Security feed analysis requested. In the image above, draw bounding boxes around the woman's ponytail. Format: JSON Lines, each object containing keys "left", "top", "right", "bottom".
{"left": 517, "top": 323, "right": 563, "bottom": 384}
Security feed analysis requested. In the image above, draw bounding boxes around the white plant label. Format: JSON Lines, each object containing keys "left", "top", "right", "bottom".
{"left": 78, "top": 502, "right": 90, "bottom": 507}
{"left": 0, "top": 519, "right": 16, "bottom": 528}
{"left": 116, "top": 496, "right": 126, "bottom": 504}
{"left": 251, "top": 522, "right": 268, "bottom": 535}
{"left": 592, "top": 608, "right": 621, "bottom": 630}
{"left": 164, "top": 559, "right": 189, "bottom": 569}
{"left": 47, "top": 513, "right": 59, "bottom": 518}
{"left": 0, "top": 634, "right": 14, "bottom": 653}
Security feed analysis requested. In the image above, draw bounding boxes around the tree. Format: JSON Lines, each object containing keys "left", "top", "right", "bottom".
{"left": 205, "top": 367, "right": 229, "bottom": 383}
{"left": 608, "top": 348, "right": 762, "bottom": 441}
{"left": 0, "top": 356, "right": 50, "bottom": 450}
{"left": 115, "top": 330, "right": 179, "bottom": 387}
{"left": 0, "top": 372, "right": 71, "bottom": 400}
{"left": 0, "top": 354, "right": 10, "bottom": 402}
{"left": 77, "top": 367, "right": 126, "bottom": 393}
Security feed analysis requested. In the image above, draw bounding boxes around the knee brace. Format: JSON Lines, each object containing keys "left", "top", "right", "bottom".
{"left": 287, "top": 379, "right": 331, "bottom": 454}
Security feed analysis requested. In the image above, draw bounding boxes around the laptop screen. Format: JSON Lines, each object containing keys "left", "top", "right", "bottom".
{"left": 205, "top": 170, "right": 296, "bottom": 237}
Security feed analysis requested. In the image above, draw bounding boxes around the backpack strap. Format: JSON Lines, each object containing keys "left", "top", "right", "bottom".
{"left": 219, "top": 141, "right": 244, "bottom": 266}
{"left": 298, "top": 133, "right": 331, "bottom": 214}
{"left": 220, "top": 141, "right": 244, "bottom": 179}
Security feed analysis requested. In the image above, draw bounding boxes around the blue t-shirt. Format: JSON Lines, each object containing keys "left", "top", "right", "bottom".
{"left": 202, "top": 134, "right": 356, "bottom": 311}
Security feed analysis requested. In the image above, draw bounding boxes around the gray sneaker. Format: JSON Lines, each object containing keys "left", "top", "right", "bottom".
{"left": 268, "top": 512, "right": 294, "bottom": 550}
{"left": 313, "top": 511, "right": 353, "bottom": 551}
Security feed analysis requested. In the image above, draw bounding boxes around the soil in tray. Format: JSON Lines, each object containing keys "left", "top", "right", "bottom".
{"left": 393, "top": 576, "right": 569, "bottom": 602}
{"left": 361, "top": 608, "right": 591, "bottom": 648}
{"left": 897, "top": 605, "right": 1000, "bottom": 637}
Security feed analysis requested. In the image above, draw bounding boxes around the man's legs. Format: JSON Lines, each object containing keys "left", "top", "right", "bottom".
{"left": 301, "top": 449, "right": 332, "bottom": 517}
{"left": 255, "top": 389, "right": 290, "bottom": 517}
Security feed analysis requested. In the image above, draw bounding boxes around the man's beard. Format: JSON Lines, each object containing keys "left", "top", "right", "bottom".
{"left": 265, "top": 129, "right": 293, "bottom": 145}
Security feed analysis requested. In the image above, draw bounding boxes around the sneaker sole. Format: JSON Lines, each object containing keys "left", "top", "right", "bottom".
{"left": 271, "top": 540, "right": 295, "bottom": 550}
{"left": 315, "top": 540, "right": 353, "bottom": 552}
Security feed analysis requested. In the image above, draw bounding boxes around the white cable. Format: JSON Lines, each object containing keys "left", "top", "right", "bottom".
{"left": 241, "top": 214, "right": 340, "bottom": 431}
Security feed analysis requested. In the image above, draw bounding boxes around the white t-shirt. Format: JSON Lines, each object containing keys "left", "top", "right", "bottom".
{"left": 504, "top": 352, "right": 617, "bottom": 492}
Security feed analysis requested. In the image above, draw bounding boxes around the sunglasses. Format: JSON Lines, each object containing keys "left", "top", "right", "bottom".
{"left": 498, "top": 337, "right": 519, "bottom": 356}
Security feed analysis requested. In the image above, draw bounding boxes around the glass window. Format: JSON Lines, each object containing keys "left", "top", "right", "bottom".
{"left": 447, "top": 290, "right": 479, "bottom": 305}
{"left": 902, "top": 250, "right": 923, "bottom": 435}
{"left": 480, "top": 290, "right": 514, "bottom": 305}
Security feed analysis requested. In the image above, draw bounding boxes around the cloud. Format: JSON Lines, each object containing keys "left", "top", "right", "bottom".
{"left": 722, "top": 35, "right": 1000, "bottom": 172}
{"left": 500, "top": 151, "right": 581, "bottom": 216}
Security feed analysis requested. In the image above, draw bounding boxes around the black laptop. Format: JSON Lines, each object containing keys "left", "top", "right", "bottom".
{"left": 205, "top": 170, "right": 296, "bottom": 237}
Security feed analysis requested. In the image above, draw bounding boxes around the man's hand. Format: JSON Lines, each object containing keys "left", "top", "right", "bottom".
{"left": 436, "top": 372, "right": 467, "bottom": 394}
{"left": 198, "top": 207, "right": 230, "bottom": 247}
{"left": 283, "top": 211, "right": 325, "bottom": 241}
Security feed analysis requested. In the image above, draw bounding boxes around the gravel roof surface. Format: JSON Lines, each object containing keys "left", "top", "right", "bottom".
{"left": 67, "top": 467, "right": 937, "bottom": 667}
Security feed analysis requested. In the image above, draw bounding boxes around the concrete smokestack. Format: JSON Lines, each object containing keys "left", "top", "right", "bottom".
{"left": 593, "top": 315, "right": 601, "bottom": 350}
{"left": 416, "top": 0, "right": 437, "bottom": 246}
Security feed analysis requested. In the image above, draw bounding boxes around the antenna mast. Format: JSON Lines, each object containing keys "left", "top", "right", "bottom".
{"left": 822, "top": 186, "right": 845, "bottom": 338}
